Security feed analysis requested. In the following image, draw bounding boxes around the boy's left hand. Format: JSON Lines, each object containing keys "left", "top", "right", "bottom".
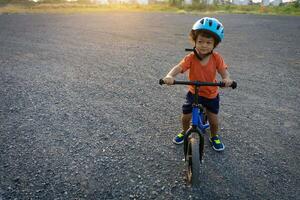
{"left": 221, "top": 78, "right": 233, "bottom": 87}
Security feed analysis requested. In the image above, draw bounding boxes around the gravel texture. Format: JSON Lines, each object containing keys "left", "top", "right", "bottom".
{"left": 0, "top": 12, "right": 299, "bottom": 199}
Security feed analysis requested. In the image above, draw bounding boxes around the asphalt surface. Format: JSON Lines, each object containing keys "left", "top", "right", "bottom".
{"left": 0, "top": 12, "right": 299, "bottom": 199}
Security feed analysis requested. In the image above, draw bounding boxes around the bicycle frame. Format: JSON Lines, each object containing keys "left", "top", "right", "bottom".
{"left": 183, "top": 85, "right": 209, "bottom": 162}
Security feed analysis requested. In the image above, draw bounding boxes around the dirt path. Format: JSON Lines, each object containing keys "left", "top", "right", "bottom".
{"left": 0, "top": 12, "right": 299, "bottom": 199}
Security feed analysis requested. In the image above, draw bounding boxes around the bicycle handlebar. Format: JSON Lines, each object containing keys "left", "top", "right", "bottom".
{"left": 159, "top": 79, "right": 237, "bottom": 89}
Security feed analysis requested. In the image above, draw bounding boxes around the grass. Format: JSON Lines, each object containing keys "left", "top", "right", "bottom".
{"left": 0, "top": 2, "right": 299, "bottom": 15}
{"left": 0, "top": 3, "right": 181, "bottom": 13}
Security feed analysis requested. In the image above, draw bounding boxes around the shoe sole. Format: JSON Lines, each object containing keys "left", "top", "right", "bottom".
{"left": 212, "top": 145, "right": 225, "bottom": 151}
{"left": 172, "top": 139, "right": 184, "bottom": 145}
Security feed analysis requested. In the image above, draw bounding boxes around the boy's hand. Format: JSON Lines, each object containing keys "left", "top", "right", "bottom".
{"left": 222, "top": 78, "right": 233, "bottom": 87}
{"left": 163, "top": 76, "right": 174, "bottom": 85}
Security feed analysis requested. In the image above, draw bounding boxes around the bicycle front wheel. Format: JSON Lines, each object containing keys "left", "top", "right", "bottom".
{"left": 186, "top": 133, "right": 201, "bottom": 186}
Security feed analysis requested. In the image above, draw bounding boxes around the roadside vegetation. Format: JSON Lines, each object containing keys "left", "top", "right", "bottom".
{"left": 0, "top": 0, "right": 299, "bottom": 15}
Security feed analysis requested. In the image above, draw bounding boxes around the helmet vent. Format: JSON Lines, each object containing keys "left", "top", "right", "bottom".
{"left": 217, "top": 24, "right": 221, "bottom": 30}
{"left": 200, "top": 19, "right": 205, "bottom": 24}
{"left": 208, "top": 20, "right": 213, "bottom": 26}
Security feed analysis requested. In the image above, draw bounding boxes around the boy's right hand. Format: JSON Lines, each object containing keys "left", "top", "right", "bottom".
{"left": 163, "top": 76, "right": 175, "bottom": 85}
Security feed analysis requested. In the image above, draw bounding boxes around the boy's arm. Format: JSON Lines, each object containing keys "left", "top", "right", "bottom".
{"left": 163, "top": 64, "right": 182, "bottom": 85}
{"left": 218, "top": 68, "right": 233, "bottom": 87}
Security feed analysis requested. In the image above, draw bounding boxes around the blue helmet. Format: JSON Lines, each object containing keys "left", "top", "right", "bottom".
{"left": 192, "top": 17, "right": 224, "bottom": 43}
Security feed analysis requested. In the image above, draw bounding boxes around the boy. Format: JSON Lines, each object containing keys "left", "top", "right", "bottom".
{"left": 162, "top": 17, "right": 233, "bottom": 151}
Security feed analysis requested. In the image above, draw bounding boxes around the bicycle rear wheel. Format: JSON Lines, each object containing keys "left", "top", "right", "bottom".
{"left": 186, "top": 133, "right": 201, "bottom": 186}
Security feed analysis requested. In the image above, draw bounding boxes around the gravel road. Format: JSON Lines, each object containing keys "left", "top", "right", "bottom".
{"left": 0, "top": 12, "right": 299, "bottom": 199}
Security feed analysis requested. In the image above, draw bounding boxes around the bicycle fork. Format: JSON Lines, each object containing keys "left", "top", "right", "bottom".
{"left": 184, "top": 125, "right": 205, "bottom": 163}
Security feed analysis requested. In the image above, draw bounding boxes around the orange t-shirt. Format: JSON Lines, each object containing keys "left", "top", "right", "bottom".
{"left": 180, "top": 51, "right": 228, "bottom": 99}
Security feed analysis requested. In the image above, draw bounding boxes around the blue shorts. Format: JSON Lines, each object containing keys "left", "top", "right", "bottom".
{"left": 182, "top": 92, "right": 220, "bottom": 114}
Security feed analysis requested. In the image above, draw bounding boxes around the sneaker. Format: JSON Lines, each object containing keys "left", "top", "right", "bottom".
{"left": 210, "top": 135, "right": 225, "bottom": 151}
{"left": 172, "top": 131, "right": 185, "bottom": 145}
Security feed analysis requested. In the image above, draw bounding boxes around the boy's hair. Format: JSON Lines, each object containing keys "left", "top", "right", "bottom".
{"left": 189, "top": 30, "right": 219, "bottom": 47}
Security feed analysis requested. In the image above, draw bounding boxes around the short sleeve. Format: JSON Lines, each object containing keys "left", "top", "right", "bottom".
{"left": 179, "top": 53, "right": 193, "bottom": 73}
{"left": 214, "top": 52, "right": 228, "bottom": 72}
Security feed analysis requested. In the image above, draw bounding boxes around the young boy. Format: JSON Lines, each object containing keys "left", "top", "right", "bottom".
{"left": 162, "top": 17, "right": 233, "bottom": 152}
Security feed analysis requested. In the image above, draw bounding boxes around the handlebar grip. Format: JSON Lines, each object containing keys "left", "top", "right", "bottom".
{"left": 231, "top": 81, "right": 237, "bottom": 89}
{"left": 185, "top": 48, "right": 194, "bottom": 52}
{"left": 159, "top": 79, "right": 165, "bottom": 85}
{"left": 221, "top": 81, "right": 237, "bottom": 89}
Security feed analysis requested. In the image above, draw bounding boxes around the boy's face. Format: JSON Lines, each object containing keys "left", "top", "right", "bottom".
{"left": 195, "top": 34, "right": 215, "bottom": 55}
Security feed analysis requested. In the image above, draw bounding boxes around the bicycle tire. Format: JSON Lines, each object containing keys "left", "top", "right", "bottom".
{"left": 186, "top": 133, "right": 201, "bottom": 186}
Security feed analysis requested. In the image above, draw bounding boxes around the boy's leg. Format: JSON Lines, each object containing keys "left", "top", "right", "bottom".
{"left": 173, "top": 113, "right": 191, "bottom": 144}
{"left": 182, "top": 113, "right": 192, "bottom": 134}
{"left": 206, "top": 110, "right": 218, "bottom": 137}
{"left": 207, "top": 110, "right": 225, "bottom": 151}
{"left": 173, "top": 92, "right": 193, "bottom": 145}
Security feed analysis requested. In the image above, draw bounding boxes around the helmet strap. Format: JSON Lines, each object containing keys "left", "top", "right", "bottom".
{"left": 193, "top": 47, "right": 213, "bottom": 61}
